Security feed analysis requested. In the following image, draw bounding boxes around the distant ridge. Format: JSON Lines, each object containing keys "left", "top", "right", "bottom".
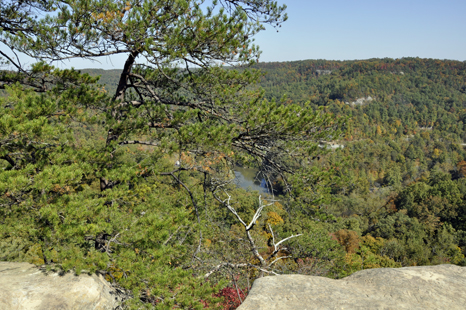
{"left": 80, "top": 68, "right": 122, "bottom": 92}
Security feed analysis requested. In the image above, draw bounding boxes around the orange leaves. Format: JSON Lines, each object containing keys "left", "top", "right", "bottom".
{"left": 136, "top": 166, "right": 149, "bottom": 176}
{"left": 51, "top": 184, "right": 72, "bottom": 194}
{"left": 457, "top": 161, "right": 466, "bottom": 178}
{"left": 333, "top": 229, "right": 360, "bottom": 254}
{"left": 91, "top": 9, "right": 126, "bottom": 24}
{"left": 180, "top": 151, "right": 194, "bottom": 166}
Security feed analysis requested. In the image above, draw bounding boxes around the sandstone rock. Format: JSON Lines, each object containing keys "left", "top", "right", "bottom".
{"left": 238, "top": 264, "right": 466, "bottom": 310}
{"left": 0, "top": 262, "right": 121, "bottom": 310}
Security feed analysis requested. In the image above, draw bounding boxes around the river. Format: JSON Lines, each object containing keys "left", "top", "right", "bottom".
{"left": 233, "top": 166, "right": 271, "bottom": 194}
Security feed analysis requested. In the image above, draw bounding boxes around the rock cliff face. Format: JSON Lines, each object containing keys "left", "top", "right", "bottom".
{"left": 345, "top": 96, "right": 374, "bottom": 106}
{"left": 0, "top": 262, "right": 121, "bottom": 310}
{"left": 238, "top": 264, "right": 466, "bottom": 310}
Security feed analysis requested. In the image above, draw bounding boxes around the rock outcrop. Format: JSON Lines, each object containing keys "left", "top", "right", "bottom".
{"left": 0, "top": 262, "right": 121, "bottom": 310}
{"left": 345, "top": 96, "right": 374, "bottom": 106}
{"left": 238, "top": 264, "right": 466, "bottom": 310}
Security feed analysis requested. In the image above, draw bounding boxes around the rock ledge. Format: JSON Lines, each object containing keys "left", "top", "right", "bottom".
{"left": 238, "top": 264, "right": 466, "bottom": 310}
{"left": 0, "top": 262, "right": 120, "bottom": 310}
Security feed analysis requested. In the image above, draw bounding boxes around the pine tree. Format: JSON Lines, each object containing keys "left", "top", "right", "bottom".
{"left": 1, "top": 1, "right": 344, "bottom": 308}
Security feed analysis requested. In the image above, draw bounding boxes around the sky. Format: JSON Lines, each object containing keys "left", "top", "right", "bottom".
{"left": 254, "top": 0, "right": 466, "bottom": 63}
{"left": 9, "top": 0, "right": 466, "bottom": 69}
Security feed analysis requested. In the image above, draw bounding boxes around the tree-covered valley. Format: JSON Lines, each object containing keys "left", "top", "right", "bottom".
{"left": 1, "top": 0, "right": 466, "bottom": 309}
{"left": 87, "top": 57, "right": 466, "bottom": 272}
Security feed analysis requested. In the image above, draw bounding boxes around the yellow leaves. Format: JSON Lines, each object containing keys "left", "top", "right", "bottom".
{"left": 106, "top": 265, "right": 124, "bottom": 281}
{"left": 450, "top": 246, "right": 465, "bottom": 265}
{"left": 344, "top": 252, "right": 362, "bottom": 267}
{"left": 419, "top": 129, "right": 430, "bottom": 141}
{"left": 274, "top": 201, "right": 284, "bottom": 210}
{"left": 266, "top": 211, "right": 284, "bottom": 226}
{"left": 360, "top": 235, "right": 384, "bottom": 252}
{"left": 376, "top": 125, "right": 382, "bottom": 135}
{"left": 432, "top": 148, "right": 442, "bottom": 159}
{"left": 26, "top": 244, "right": 45, "bottom": 265}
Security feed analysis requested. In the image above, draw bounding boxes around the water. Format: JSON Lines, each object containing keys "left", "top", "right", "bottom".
{"left": 233, "top": 166, "right": 270, "bottom": 194}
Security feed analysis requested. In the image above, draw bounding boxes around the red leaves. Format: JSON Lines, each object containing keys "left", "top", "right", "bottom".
{"left": 214, "top": 286, "right": 249, "bottom": 310}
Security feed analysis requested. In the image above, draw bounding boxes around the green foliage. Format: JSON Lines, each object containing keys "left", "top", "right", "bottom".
{"left": 3, "top": 1, "right": 466, "bottom": 307}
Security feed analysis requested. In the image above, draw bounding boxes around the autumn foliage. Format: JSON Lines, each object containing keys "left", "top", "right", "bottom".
{"left": 333, "top": 229, "right": 360, "bottom": 254}
{"left": 214, "top": 286, "right": 249, "bottom": 310}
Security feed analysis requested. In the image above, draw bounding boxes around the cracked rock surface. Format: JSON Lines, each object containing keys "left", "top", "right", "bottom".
{"left": 238, "top": 264, "right": 466, "bottom": 310}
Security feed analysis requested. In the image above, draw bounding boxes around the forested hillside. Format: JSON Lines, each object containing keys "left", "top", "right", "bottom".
{"left": 254, "top": 58, "right": 466, "bottom": 268}
{"left": 82, "top": 57, "right": 466, "bottom": 273}
{"left": 256, "top": 58, "right": 466, "bottom": 140}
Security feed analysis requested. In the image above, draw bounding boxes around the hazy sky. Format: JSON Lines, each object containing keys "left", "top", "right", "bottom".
{"left": 13, "top": 0, "right": 466, "bottom": 69}
{"left": 255, "top": 0, "right": 466, "bottom": 63}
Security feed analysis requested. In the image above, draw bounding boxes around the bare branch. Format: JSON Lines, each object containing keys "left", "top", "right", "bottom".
{"left": 105, "top": 232, "right": 122, "bottom": 257}
{"left": 246, "top": 195, "right": 275, "bottom": 231}
{"left": 267, "top": 223, "right": 301, "bottom": 260}
{"left": 203, "top": 262, "right": 248, "bottom": 279}
{"left": 212, "top": 191, "right": 267, "bottom": 267}
{"left": 163, "top": 226, "right": 184, "bottom": 246}
{"left": 220, "top": 191, "right": 247, "bottom": 227}
{"left": 268, "top": 255, "right": 292, "bottom": 268}
{"left": 274, "top": 233, "right": 302, "bottom": 250}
